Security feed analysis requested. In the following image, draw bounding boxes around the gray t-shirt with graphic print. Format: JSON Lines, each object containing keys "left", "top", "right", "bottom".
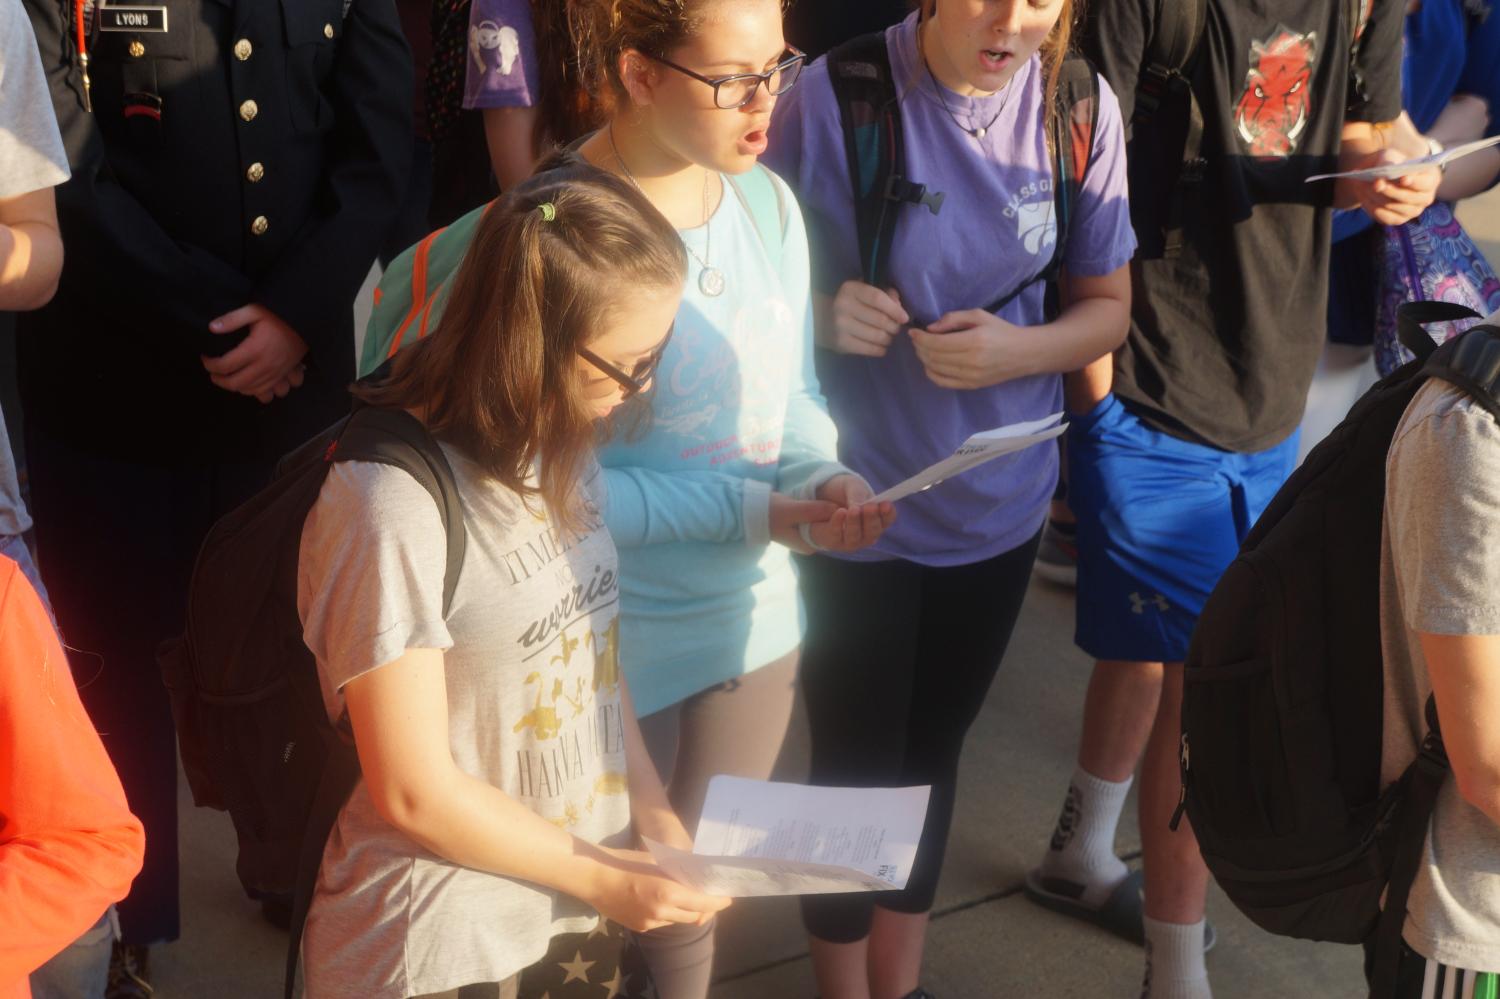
{"left": 298, "top": 449, "right": 631, "bottom": 998}
{"left": 1381, "top": 378, "right": 1500, "bottom": 972}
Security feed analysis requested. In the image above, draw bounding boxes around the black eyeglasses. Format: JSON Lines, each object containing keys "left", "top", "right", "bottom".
{"left": 579, "top": 323, "right": 675, "bottom": 399}
{"left": 645, "top": 48, "right": 807, "bottom": 110}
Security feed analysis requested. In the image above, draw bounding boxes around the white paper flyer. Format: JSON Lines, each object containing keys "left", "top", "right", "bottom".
{"left": 869, "top": 412, "right": 1067, "bottom": 504}
{"left": 1305, "top": 135, "right": 1500, "bottom": 183}
{"left": 646, "top": 777, "right": 931, "bottom": 898}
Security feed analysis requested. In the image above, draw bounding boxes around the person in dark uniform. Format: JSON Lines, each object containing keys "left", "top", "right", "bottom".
{"left": 782, "top": 0, "right": 912, "bottom": 57}
{"left": 16, "top": 0, "right": 412, "bottom": 993}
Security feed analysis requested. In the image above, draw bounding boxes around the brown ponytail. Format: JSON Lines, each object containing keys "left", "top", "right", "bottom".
{"left": 355, "top": 156, "right": 686, "bottom": 530}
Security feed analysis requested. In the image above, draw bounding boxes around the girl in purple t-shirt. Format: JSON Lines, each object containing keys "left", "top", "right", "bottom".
{"left": 765, "top": 1, "right": 1137, "bottom": 995}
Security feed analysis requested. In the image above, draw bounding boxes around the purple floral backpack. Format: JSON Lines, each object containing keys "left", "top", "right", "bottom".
{"left": 1376, "top": 200, "right": 1500, "bottom": 375}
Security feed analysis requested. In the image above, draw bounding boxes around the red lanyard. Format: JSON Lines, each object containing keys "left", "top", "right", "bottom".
{"left": 75, "top": 0, "right": 93, "bottom": 111}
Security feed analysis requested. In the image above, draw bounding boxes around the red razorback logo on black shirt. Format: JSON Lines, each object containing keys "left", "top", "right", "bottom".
{"left": 1233, "top": 26, "right": 1319, "bottom": 158}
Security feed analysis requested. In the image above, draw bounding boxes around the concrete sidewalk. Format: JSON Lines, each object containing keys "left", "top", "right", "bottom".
{"left": 154, "top": 579, "right": 1365, "bottom": 999}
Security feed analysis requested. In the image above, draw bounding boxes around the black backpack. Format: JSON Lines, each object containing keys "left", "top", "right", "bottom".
{"left": 824, "top": 30, "right": 1099, "bottom": 315}
{"left": 1178, "top": 303, "right": 1500, "bottom": 997}
{"left": 157, "top": 404, "right": 466, "bottom": 998}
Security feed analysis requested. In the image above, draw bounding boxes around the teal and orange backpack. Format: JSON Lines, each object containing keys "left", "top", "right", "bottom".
{"left": 359, "top": 160, "right": 791, "bottom": 377}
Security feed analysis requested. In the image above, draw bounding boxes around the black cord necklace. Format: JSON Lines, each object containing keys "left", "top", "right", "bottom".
{"left": 920, "top": 20, "right": 1014, "bottom": 139}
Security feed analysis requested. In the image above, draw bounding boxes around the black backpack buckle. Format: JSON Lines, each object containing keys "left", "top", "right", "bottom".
{"left": 885, "top": 175, "right": 945, "bottom": 216}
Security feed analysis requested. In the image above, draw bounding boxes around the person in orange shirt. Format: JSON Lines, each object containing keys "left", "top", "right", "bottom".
{"left": 0, "top": 555, "right": 145, "bottom": 999}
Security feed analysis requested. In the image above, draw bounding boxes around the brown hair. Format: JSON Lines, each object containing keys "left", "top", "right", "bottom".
{"left": 570, "top": 0, "right": 790, "bottom": 114}
{"left": 355, "top": 156, "right": 686, "bottom": 530}
{"left": 920, "top": 0, "right": 1079, "bottom": 140}
{"left": 529, "top": 0, "right": 605, "bottom": 153}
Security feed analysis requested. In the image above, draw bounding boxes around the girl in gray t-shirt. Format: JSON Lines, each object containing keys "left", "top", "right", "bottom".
{"left": 298, "top": 162, "right": 730, "bottom": 999}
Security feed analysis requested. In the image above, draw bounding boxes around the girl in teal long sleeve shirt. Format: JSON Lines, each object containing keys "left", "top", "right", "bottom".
{"left": 569, "top": 0, "right": 895, "bottom": 993}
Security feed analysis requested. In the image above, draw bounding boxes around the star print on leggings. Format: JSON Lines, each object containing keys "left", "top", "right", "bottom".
{"left": 558, "top": 953, "right": 595, "bottom": 985}
{"left": 515, "top": 923, "right": 659, "bottom": 998}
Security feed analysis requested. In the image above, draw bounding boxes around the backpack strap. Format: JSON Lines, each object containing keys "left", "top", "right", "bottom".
{"left": 1346, "top": 0, "right": 1372, "bottom": 112}
{"left": 1370, "top": 697, "right": 1449, "bottom": 999}
{"left": 1397, "top": 301, "right": 1483, "bottom": 363}
{"left": 282, "top": 406, "right": 467, "bottom": 999}
{"left": 979, "top": 54, "right": 1100, "bottom": 318}
{"left": 828, "top": 29, "right": 944, "bottom": 289}
{"left": 1134, "top": 0, "right": 1208, "bottom": 260}
{"left": 1135, "top": 0, "right": 1206, "bottom": 128}
{"left": 332, "top": 407, "right": 468, "bottom": 613}
{"left": 1423, "top": 322, "right": 1500, "bottom": 424}
{"left": 725, "top": 165, "right": 789, "bottom": 277}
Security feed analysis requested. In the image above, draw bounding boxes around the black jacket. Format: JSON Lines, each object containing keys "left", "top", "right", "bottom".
{"left": 18, "top": 0, "right": 413, "bottom": 459}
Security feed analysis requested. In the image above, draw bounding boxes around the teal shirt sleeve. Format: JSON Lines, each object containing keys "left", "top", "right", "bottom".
{"left": 600, "top": 466, "right": 771, "bottom": 548}
{"left": 770, "top": 175, "right": 854, "bottom": 500}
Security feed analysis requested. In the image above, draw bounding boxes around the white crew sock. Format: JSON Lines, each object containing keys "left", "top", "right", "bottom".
{"left": 1141, "top": 916, "right": 1212, "bottom": 999}
{"left": 1037, "top": 767, "right": 1132, "bottom": 907}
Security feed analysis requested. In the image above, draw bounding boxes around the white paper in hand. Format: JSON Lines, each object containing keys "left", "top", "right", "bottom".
{"left": 645, "top": 777, "right": 931, "bottom": 898}
{"left": 1305, "top": 135, "right": 1500, "bottom": 182}
{"left": 869, "top": 412, "right": 1067, "bottom": 504}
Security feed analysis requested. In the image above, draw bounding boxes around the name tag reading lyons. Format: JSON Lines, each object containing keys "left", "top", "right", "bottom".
{"left": 98, "top": 5, "right": 168, "bottom": 32}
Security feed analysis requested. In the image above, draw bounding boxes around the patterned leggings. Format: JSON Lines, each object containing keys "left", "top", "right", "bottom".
{"left": 409, "top": 922, "right": 656, "bottom": 999}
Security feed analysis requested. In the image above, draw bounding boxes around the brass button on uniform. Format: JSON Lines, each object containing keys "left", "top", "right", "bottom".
{"left": 233, "top": 38, "right": 252, "bottom": 61}
{"left": 239, "top": 99, "right": 258, "bottom": 122}
{"left": 322, "top": 23, "right": 334, "bottom": 38}
{"left": 246, "top": 162, "right": 265, "bottom": 183}
{"left": 250, "top": 216, "right": 269, "bottom": 236}
{"left": 128, "top": 40, "right": 145, "bottom": 57}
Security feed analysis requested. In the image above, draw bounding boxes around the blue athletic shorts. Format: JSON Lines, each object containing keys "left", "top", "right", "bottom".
{"left": 1069, "top": 394, "right": 1299, "bottom": 664}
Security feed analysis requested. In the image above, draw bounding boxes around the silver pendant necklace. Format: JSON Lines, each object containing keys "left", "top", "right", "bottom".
{"left": 609, "top": 126, "right": 725, "bottom": 297}
{"left": 921, "top": 20, "right": 1013, "bottom": 139}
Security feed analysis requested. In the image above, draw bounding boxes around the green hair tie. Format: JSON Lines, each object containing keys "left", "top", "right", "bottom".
{"left": 538, "top": 202, "right": 557, "bottom": 222}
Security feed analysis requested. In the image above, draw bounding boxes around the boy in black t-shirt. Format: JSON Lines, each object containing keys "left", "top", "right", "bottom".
{"left": 1025, "top": 1, "right": 1441, "bottom": 995}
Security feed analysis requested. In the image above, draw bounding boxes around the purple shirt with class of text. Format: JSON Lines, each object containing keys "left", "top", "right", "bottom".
{"left": 765, "top": 13, "right": 1137, "bottom": 566}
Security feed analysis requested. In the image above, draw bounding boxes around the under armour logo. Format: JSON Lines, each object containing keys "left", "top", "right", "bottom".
{"left": 1129, "top": 592, "right": 1170, "bottom": 614}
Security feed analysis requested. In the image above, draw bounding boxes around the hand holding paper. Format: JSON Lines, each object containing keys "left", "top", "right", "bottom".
{"left": 646, "top": 777, "right": 932, "bottom": 898}
{"left": 869, "top": 413, "right": 1067, "bottom": 504}
{"left": 1306, "top": 135, "right": 1500, "bottom": 182}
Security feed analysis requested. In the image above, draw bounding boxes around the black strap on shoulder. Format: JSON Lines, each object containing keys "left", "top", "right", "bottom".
{"left": 979, "top": 54, "right": 1099, "bottom": 318}
{"left": 283, "top": 405, "right": 468, "bottom": 999}
{"left": 333, "top": 406, "right": 467, "bottom": 614}
{"left": 1423, "top": 323, "right": 1500, "bottom": 424}
{"left": 1370, "top": 697, "right": 1448, "bottom": 999}
{"left": 829, "top": 30, "right": 944, "bottom": 290}
{"left": 283, "top": 740, "right": 359, "bottom": 999}
{"left": 1397, "top": 301, "right": 1482, "bottom": 363}
{"left": 1135, "top": 0, "right": 1208, "bottom": 259}
{"left": 1135, "top": 0, "right": 1206, "bottom": 128}
{"left": 1346, "top": 0, "right": 1372, "bottom": 113}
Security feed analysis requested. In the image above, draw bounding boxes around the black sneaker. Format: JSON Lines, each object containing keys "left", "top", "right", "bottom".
{"left": 106, "top": 942, "right": 153, "bottom": 998}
